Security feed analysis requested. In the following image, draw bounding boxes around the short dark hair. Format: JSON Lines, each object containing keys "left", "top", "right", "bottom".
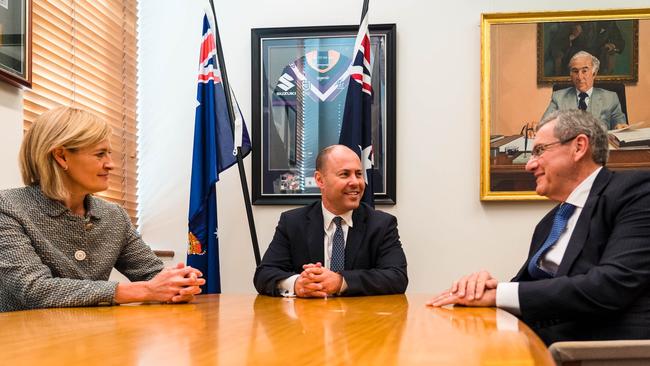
{"left": 538, "top": 109, "right": 609, "bottom": 165}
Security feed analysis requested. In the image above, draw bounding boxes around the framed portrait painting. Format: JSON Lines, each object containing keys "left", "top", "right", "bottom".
{"left": 0, "top": 0, "right": 31, "bottom": 88}
{"left": 481, "top": 8, "right": 650, "bottom": 201}
{"left": 537, "top": 19, "right": 638, "bottom": 83}
{"left": 251, "top": 24, "right": 396, "bottom": 205}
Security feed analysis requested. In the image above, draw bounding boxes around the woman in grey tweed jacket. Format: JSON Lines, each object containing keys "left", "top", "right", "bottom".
{"left": 0, "top": 107, "right": 205, "bottom": 312}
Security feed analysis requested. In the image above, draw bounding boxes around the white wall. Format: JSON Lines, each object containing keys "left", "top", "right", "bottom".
{"left": 137, "top": 0, "right": 650, "bottom": 294}
{"left": 0, "top": 82, "right": 24, "bottom": 189}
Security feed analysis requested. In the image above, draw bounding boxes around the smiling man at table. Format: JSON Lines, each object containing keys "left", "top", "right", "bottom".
{"left": 254, "top": 145, "right": 408, "bottom": 297}
{"left": 428, "top": 110, "right": 650, "bottom": 344}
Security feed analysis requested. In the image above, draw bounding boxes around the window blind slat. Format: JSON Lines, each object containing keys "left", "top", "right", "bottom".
{"left": 24, "top": 0, "right": 139, "bottom": 224}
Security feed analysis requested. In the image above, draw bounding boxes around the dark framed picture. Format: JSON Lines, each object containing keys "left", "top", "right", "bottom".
{"left": 0, "top": 0, "right": 31, "bottom": 88}
{"left": 537, "top": 19, "right": 638, "bottom": 84}
{"left": 251, "top": 24, "right": 396, "bottom": 205}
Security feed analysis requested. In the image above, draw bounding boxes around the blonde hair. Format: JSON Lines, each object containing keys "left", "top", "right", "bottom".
{"left": 19, "top": 106, "right": 112, "bottom": 201}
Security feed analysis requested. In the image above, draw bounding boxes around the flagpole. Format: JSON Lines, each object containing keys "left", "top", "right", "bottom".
{"left": 207, "top": 0, "right": 262, "bottom": 266}
{"left": 360, "top": 0, "right": 369, "bottom": 22}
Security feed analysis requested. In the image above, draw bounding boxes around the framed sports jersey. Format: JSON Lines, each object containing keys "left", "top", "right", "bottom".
{"left": 251, "top": 24, "right": 396, "bottom": 205}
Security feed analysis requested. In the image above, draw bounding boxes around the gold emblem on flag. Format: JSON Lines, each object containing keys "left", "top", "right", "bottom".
{"left": 188, "top": 232, "right": 206, "bottom": 255}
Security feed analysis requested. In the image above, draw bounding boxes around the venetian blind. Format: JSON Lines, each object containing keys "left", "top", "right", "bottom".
{"left": 23, "top": 0, "right": 139, "bottom": 223}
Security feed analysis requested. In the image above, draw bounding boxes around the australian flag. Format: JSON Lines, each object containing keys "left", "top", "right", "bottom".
{"left": 187, "top": 14, "right": 251, "bottom": 293}
{"left": 339, "top": 0, "right": 374, "bottom": 207}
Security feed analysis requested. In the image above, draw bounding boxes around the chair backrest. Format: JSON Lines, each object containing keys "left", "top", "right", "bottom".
{"left": 552, "top": 82, "right": 628, "bottom": 121}
{"left": 549, "top": 340, "right": 650, "bottom": 366}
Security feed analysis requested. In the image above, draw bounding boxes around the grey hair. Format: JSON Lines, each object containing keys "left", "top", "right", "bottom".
{"left": 538, "top": 109, "right": 609, "bottom": 165}
{"left": 569, "top": 51, "right": 600, "bottom": 74}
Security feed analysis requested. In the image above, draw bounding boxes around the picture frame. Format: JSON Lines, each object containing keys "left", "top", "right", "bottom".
{"left": 251, "top": 24, "right": 396, "bottom": 205}
{"left": 481, "top": 8, "right": 650, "bottom": 201}
{"left": 537, "top": 20, "right": 638, "bottom": 84}
{"left": 0, "top": 0, "right": 31, "bottom": 88}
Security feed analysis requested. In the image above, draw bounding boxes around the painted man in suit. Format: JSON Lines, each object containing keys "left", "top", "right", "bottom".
{"left": 428, "top": 109, "right": 650, "bottom": 345}
{"left": 254, "top": 145, "right": 407, "bottom": 297}
{"left": 541, "top": 51, "right": 627, "bottom": 130}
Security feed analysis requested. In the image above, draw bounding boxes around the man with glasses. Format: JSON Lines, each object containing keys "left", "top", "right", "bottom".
{"left": 428, "top": 109, "right": 650, "bottom": 344}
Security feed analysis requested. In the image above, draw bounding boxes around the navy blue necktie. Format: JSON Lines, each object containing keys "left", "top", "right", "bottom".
{"left": 527, "top": 203, "right": 576, "bottom": 279}
{"left": 330, "top": 217, "right": 345, "bottom": 272}
{"left": 578, "top": 92, "right": 588, "bottom": 111}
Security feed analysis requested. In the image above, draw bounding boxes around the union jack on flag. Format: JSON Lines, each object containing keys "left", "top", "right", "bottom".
{"left": 349, "top": 17, "right": 372, "bottom": 96}
{"left": 339, "top": 1, "right": 374, "bottom": 207}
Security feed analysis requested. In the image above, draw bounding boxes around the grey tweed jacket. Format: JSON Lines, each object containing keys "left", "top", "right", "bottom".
{"left": 0, "top": 186, "right": 164, "bottom": 312}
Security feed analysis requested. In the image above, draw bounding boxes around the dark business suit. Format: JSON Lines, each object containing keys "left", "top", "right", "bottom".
{"left": 254, "top": 201, "right": 408, "bottom": 296}
{"left": 511, "top": 168, "right": 650, "bottom": 344}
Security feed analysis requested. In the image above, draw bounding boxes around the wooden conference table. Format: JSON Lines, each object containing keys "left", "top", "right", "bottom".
{"left": 0, "top": 294, "right": 553, "bottom": 365}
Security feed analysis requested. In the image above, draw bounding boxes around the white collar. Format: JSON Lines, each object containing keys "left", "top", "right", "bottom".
{"left": 565, "top": 167, "right": 602, "bottom": 208}
{"left": 321, "top": 203, "right": 354, "bottom": 229}
{"left": 576, "top": 87, "right": 594, "bottom": 97}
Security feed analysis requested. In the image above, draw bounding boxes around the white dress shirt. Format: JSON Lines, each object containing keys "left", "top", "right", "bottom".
{"left": 277, "top": 204, "right": 352, "bottom": 297}
{"left": 497, "top": 167, "right": 602, "bottom": 315}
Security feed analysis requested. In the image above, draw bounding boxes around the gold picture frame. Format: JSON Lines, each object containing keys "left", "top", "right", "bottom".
{"left": 480, "top": 8, "right": 650, "bottom": 201}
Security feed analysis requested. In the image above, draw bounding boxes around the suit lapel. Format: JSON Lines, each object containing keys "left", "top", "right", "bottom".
{"left": 345, "top": 204, "right": 367, "bottom": 269}
{"left": 512, "top": 207, "right": 557, "bottom": 281}
{"left": 556, "top": 168, "right": 613, "bottom": 276}
{"left": 561, "top": 88, "right": 578, "bottom": 110}
{"left": 306, "top": 202, "right": 325, "bottom": 264}
{"left": 529, "top": 208, "right": 557, "bottom": 255}
{"left": 587, "top": 88, "right": 602, "bottom": 117}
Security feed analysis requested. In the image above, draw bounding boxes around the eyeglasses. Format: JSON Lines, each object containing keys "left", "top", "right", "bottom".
{"left": 530, "top": 136, "right": 578, "bottom": 158}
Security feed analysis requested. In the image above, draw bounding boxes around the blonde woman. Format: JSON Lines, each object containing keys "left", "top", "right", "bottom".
{"left": 0, "top": 106, "right": 204, "bottom": 312}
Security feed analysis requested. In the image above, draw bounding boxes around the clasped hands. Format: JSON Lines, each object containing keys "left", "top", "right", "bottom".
{"left": 146, "top": 262, "right": 205, "bottom": 303}
{"left": 426, "top": 270, "right": 498, "bottom": 308}
{"left": 294, "top": 262, "right": 343, "bottom": 298}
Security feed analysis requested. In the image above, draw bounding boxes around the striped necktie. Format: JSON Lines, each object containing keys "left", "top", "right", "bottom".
{"left": 527, "top": 203, "right": 576, "bottom": 279}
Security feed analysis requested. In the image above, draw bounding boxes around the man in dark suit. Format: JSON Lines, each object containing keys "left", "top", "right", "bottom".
{"left": 541, "top": 51, "right": 627, "bottom": 130}
{"left": 428, "top": 109, "right": 650, "bottom": 345}
{"left": 254, "top": 145, "right": 407, "bottom": 297}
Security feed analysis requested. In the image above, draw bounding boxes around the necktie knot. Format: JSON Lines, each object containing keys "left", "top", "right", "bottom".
{"left": 333, "top": 216, "right": 343, "bottom": 227}
{"left": 557, "top": 203, "right": 576, "bottom": 220}
{"left": 579, "top": 92, "right": 588, "bottom": 99}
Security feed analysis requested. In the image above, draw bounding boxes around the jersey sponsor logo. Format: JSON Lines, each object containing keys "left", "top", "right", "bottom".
{"left": 275, "top": 91, "right": 296, "bottom": 96}
{"left": 277, "top": 73, "right": 295, "bottom": 91}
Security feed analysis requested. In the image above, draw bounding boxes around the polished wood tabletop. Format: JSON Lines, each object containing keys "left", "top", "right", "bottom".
{"left": 0, "top": 294, "right": 553, "bottom": 365}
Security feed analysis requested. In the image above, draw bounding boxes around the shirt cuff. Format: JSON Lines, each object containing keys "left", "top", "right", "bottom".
{"left": 337, "top": 276, "right": 348, "bottom": 295}
{"left": 277, "top": 274, "right": 299, "bottom": 297}
{"left": 496, "top": 282, "right": 521, "bottom": 316}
